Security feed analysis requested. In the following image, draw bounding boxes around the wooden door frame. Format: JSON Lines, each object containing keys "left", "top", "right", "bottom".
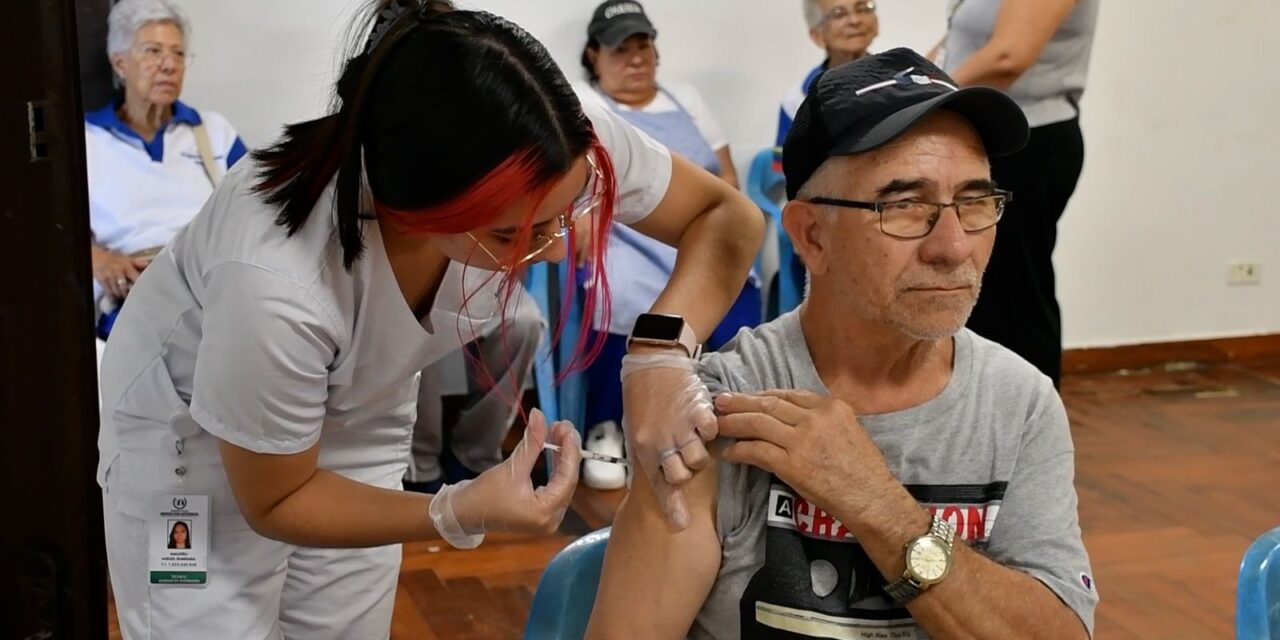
{"left": 0, "top": 0, "right": 108, "bottom": 636}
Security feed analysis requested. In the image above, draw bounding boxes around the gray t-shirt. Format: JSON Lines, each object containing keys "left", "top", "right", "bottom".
{"left": 942, "top": 0, "right": 1100, "bottom": 128}
{"left": 689, "top": 311, "right": 1097, "bottom": 639}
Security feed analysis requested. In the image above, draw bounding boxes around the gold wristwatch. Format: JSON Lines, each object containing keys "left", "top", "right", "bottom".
{"left": 884, "top": 514, "right": 956, "bottom": 605}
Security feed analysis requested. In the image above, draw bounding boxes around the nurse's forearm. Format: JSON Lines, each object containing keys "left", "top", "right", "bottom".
{"left": 249, "top": 469, "right": 444, "bottom": 547}
{"left": 219, "top": 439, "right": 444, "bottom": 547}
{"left": 647, "top": 192, "right": 763, "bottom": 342}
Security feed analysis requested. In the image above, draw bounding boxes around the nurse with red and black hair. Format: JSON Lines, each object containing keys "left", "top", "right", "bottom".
{"left": 96, "top": 1, "right": 762, "bottom": 637}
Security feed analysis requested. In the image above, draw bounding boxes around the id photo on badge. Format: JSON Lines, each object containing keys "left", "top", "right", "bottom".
{"left": 166, "top": 520, "right": 192, "bottom": 550}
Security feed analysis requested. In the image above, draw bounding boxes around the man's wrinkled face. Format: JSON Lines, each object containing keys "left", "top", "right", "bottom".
{"left": 795, "top": 111, "right": 997, "bottom": 340}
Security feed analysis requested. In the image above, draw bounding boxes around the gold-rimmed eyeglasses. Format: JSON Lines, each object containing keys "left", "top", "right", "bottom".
{"left": 133, "top": 43, "right": 192, "bottom": 69}
{"left": 467, "top": 151, "right": 605, "bottom": 270}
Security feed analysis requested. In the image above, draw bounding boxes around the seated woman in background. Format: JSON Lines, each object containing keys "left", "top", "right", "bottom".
{"left": 574, "top": 0, "right": 761, "bottom": 490}
{"left": 86, "top": 0, "right": 246, "bottom": 335}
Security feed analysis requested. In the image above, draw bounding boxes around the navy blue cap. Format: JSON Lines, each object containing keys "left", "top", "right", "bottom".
{"left": 588, "top": 1, "right": 656, "bottom": 48}
{"left": 783, "top": 48, "right": 1029, "bottom": 199}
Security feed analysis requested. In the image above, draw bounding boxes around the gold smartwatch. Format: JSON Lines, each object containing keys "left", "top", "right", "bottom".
{"left": 627, "top": 313, "right": 701, "bottom": 358}
{"left": 884, "top": 514, "right": 956, "bottom": 605}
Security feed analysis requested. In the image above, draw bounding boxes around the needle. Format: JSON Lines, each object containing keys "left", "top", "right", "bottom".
{"left": 544, "top": 443, "right": 629, "bottom": 466}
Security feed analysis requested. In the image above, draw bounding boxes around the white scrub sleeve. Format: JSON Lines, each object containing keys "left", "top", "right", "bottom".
{"left": 189, "top": 261, "right": 337, "bottom": 455}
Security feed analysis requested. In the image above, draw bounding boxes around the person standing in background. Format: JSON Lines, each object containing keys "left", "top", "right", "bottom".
{"left": 940, "top": 0, "right": 1100, "bottom": 387}
{"left": 574, "top": 0, "right": 761, "bottom": 490}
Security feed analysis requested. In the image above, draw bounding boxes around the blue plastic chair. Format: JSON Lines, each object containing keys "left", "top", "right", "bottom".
{"left": 526, "top": 261, "right": 560, "bottom": 425}
{"left": 525, "top": 528, "right": 611, "bottom": 640}
{"left": 745, "top": 148, "right": 801, "bottom": 318}
{"left": 525, "top": 261, "right": 587, "bottom": 431}
{"left": 555, "top": 264, "right": 586, "bottom": 432}
{"left": 1238, "top": 526, "right": 1280, "bottom": 639}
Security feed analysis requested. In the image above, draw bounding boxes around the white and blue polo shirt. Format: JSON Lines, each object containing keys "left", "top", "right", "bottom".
{"left": 773, "top": 61, "right": 828, "bottom": 171}
{"left": 85, "top": 100, "right": 246, "bottom": 257}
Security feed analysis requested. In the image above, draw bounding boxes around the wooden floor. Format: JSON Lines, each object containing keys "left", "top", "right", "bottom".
{"left": 1066, "top": 360, "right": 1280, "bottom": 638}
{"left": 108, "top": 358, "right": 1280, "bottom": 638}
{"left": 389, "top": 488, "right": 623, "bottom": 640}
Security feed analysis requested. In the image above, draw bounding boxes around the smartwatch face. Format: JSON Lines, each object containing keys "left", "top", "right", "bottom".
{"left": 632, "top": 313, "right": 685, "bottom": 340}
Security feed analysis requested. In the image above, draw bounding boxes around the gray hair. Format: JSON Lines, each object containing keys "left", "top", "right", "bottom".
{"left": 802, "top": 0, "right": 825, "bottom": 29}
{"left": 107, "top": 0, "right": 190, "bottom": 56}
{"left": 794, "top": 157, "right": 849, "bottom": 204}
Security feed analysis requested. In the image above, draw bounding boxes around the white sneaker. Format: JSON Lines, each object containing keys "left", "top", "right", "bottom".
{"left": 583, "top": 420, "right": 626, "bottom": 490}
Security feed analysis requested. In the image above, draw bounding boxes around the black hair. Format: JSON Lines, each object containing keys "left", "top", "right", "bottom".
{"left": 581, "top": 37, "right": 601, "bottom": 82}
{"left": 251, "top": 0, "right": 596, "bottom": 269}
{"left": 167, "top": 521, "right": 191, "bottom": 550}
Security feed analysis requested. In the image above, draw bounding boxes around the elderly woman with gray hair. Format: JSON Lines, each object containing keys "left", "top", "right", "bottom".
{"left": 86, "top": 0, "right": 245, "bottom": 334}
{"left": 775, "top": 0, "right": 879, "bottom": 167}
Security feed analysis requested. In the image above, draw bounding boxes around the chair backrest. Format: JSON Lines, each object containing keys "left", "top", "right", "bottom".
{"left": 526, "top": 261, "right": 560, "bottom": 425}
{"left": 555, "top": 264, "right": 586, "bottom": 431}
{"left": 1238, "top": 526, "right": 1280, "bottom": 639}
{"left": 525, "top": 261, "right": 586, "bottom": 431}
{"left": 524, "top": 527, "right": 611, "bottom": 640}
{"left": 745, "top": 148, "right": 802, "bottom": 318}
{"left": 745, "top": 148, "right": 786, "bottom": 218}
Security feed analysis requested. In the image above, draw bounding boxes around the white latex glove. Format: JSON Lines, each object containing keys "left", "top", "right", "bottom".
{"left": 620, "top": 352, "right": 717, "bottom": 531}
{"left": 429, "top": 408, "right": 581, "bottom": 548}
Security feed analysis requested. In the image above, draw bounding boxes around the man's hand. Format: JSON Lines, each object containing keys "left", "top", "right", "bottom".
{"left": 92, "top": 246, "right": 150, "bottom": 299}
{"left": 715, "top": 389, "right": 901, "bottom": 526}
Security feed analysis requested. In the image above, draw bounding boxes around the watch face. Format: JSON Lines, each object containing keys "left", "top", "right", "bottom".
{"left": 908, "top": 538, "right": 950, "bottom": 582}
{"left": 632, "top": 313, "right": 684, "bottom": 341}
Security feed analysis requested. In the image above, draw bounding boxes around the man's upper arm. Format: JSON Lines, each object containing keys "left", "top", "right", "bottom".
{"left": 587, "top": 355, "right": 745, "bottom": 639}
{"left": 985, "top": 385, "right": 1098, "bottom": 635}
{"left": 586, "top": 455, "right": 722, "bottom": 639}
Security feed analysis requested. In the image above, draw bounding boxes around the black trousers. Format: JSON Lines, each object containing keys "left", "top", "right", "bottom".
{"left": 966, "top": 117, "right": 1085, "bottom": 387}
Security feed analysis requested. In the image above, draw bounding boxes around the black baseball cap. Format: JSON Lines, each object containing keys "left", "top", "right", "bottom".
{"left": 782, "top": 48, "right": 1029, "bottom": 199}
{"left": 587, "top": 0, "right": 657, "bottom": 48}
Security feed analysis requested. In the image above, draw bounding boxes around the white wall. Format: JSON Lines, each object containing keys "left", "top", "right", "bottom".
{"left": 1058, "top": 1, "right": 1280, "bottom": 347}
{"left": 166, "top": 0, "right": 1278, "bottom": 348}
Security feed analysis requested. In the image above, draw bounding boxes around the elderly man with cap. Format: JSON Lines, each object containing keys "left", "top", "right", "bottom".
{"left": 586, "top": 48, "right": 1097, "bottom": 640}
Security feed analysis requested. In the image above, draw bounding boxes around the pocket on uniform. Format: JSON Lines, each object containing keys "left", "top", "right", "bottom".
{"left": 105, "top": 356, "right": 253, "bottom": 531}
{"left": 109, "top": 354, "right": 188, "bottom": 445}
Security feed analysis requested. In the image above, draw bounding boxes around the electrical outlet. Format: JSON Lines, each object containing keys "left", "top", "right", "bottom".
{"left": 1228, "top": 262, "right": 1261, "bottom": 286}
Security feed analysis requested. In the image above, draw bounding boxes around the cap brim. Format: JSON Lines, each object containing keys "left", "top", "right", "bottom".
{"left": 833, "top": 87, "right": 1030, "bottom": 158}
{"left": 592, "top": 20, "right": 656, "bottom": 48}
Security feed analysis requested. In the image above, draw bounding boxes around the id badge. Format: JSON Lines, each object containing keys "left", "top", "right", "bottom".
{"left": 148, "top": 493, "right": 210, "bottom": 586}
